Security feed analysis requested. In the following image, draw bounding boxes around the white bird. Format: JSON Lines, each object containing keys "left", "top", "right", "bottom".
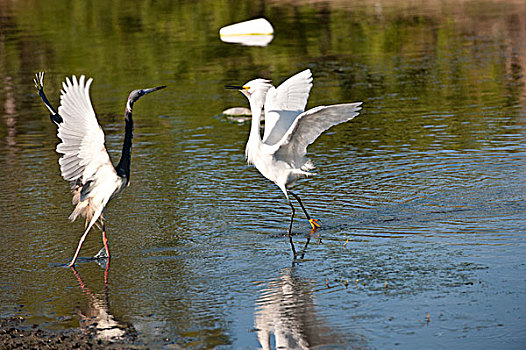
{"left": 33, "top": 72, "right": 166, "bottom": 267}
{"left": 227, "top": 69, "right": 362, "bottom": 256}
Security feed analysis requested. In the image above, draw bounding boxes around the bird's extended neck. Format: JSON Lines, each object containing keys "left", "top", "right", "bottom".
{"left": 245, "top": 98, "right": 264, "bottom": 164}
{"left": 115, "top": 103, "right": 134, "bottom": 181}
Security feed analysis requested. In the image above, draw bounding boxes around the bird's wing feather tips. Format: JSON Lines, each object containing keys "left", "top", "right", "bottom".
{"left": 274, "top": 102, "right": 362, "bottom": 166}
{"left": 56, "top": 75, "right": 117, "bottom": 185}
{"left": 263, "top": 69, "right": 313, "bottom": 145}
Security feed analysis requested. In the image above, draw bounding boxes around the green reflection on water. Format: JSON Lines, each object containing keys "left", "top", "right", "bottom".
{"left": 0, "top": 0, "right": 525, "bottom": 348}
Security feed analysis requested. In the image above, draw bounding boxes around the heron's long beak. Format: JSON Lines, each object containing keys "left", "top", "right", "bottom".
{"left": 143, "top": 85, "right": 167, "bottom": 95}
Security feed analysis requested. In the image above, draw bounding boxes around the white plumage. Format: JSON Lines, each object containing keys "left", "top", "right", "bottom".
{"left": 262, "top": 69, "right": 313, "bottom": 145}
{"left": 244, "top": 69, "right": 362, "bottom": 196}
{"left": 228, "top": 69, "right": 362, "bottom": 256}
{"left": 272, "top": 103, "right": 362, "bottom": 174}
{"left": 56, "top": 75, "right": 124, "bottom": 234}
{"left": 34, "top": 72, "right": 166, "bottom": 266}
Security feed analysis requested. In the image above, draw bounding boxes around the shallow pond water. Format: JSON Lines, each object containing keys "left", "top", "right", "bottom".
{"left": 0, "top": 0, "right": 525, "bottom": 348}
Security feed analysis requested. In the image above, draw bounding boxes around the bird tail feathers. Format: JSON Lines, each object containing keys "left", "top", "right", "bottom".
{"left": 291, "top": 168, "right": 315, "bottom": 177}
{"left": 69, "top": 196, "right": 101, "bottom": 230}
{"left": 301, "top": 159, "right": 315, "bottom": 172}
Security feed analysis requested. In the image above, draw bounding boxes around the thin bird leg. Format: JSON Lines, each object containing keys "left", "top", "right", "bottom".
{"left": 287, "top": 199, "right": 298, "bottom": 259}
{"left": 289, "top": 191, "right": 321, "bottom": 230}
{"left": 67, "top": 229, "right": 91, "bottom": 267}
{"left": 102, "top": 219, "right": 110, "bottom": 259}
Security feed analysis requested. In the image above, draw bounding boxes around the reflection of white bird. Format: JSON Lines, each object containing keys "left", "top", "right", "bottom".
{"left": 34, "top": 72, "right": 166, "bottom": 267}
{"left": 254, "top": 268, "right": 345, "bottom": 349}
{"left": 227, "top": 69, "right": 362, "bottom": 254}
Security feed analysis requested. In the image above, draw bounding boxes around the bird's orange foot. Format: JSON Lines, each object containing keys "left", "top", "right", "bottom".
{"left": 309, "top": 218, "right": 321, "bottom": 230}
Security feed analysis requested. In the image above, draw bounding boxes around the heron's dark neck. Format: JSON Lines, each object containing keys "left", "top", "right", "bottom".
{"left": 115, "top": 104, "right": 134, "bottom": 181}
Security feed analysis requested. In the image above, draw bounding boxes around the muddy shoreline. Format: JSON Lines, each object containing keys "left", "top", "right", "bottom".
{"left": 0, "top": 316, "right": 149, "bottom": 350}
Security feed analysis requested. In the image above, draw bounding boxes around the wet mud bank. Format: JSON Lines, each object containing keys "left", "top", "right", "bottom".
{"left": 0, "top": 316, "right": 142, "bottom": 350}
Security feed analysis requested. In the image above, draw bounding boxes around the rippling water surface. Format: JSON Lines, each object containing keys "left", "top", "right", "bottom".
{"left": 1, "top": 0, "right": 525, "bottom": 348}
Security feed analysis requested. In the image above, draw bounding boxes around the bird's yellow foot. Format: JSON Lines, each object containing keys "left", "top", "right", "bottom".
{"left": 309, "top": 218, "right": 321, "bottom": 230}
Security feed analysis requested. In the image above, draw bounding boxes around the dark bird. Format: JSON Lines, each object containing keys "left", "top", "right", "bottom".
{"left": 34, "top": 72, "right": 166, "bottom": 267}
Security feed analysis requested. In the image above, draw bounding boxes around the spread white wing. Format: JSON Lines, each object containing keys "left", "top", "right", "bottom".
{"left": 56, "top": 75, "right": 118, "bottom": 187}
{"left": 263, "top": 69, "right": 313, "bottom": 145}
{"left": 273, "top": 102, "right": 363, "bottom": 168}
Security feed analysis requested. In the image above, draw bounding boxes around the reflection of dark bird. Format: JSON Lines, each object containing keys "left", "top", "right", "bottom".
{"left": 34, "top": 72, "right": 166, "bottom": 267}
{"left": 70, "top": 261, "right": 130, "bottom": 341}
{"left": 227, "top": 70, "right": 362, "bottom": 256}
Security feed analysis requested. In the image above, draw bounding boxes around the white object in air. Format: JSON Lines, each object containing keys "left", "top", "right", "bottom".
{"left": 219, "top": 18, "right": 274, "bottom": 46}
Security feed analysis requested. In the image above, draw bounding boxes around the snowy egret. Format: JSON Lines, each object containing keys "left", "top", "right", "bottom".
{"left": 34, "top": 72, "right": 166, "bottom": 267}
{"left": 227, "top": 69, "right": 362, "bottom": 256}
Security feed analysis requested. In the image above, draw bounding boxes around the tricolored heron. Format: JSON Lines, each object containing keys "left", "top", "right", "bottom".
{"left": 34, "top": 72, "right": 166, "bottom": 267}
{"left": 227, "top": 69, "right": 362, "bottom": 257}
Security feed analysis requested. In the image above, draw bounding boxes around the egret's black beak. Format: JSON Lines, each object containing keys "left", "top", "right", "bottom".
{"left": 143, "top": 85, "right": 167, "bottom": 95}
{"left": 225, "top": 85, "right": 244, "bottom": 90}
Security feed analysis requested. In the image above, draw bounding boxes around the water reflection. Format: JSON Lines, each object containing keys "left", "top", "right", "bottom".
{"left": 220, "top": 34, "right": 274, "bottom": 47}
{"left": 70, "top": 261, "right": 131, "bottom": 342}
{"left": 254, "top": 267, "right": 355, "bottom": 349}
{"left": 2, "top": 76, "right": 17, "bottom": 148}
{"left": 289, "top": 228, "right": 321, "bottom": 261}
{"left": 0, "top": 0, "right": 525, "bottom": 348}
